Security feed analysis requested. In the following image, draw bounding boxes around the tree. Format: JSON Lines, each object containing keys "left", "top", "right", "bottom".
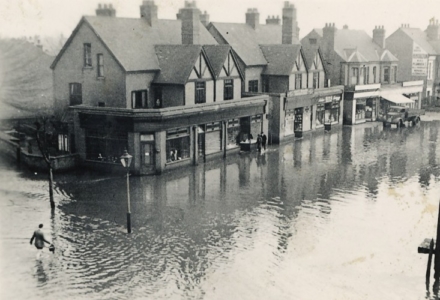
{"left": 34, "top": 116, "right": 56, "bottom": 210}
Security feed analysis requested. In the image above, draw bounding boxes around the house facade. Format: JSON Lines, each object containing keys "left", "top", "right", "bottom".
{"left": 207, "top": 2, "right": 343, "bottom": 143}
{"left": 51, "top": 1, "right": 268, "bottom": 175}
{"left": 302, "top": 24, "right": 422, "bottom": 125}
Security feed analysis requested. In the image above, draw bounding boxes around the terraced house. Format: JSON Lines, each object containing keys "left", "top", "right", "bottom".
{"left": 51, "top": 1, "right": 268, "bottom": 175}
{"left": 208, "top": 1, "right": 344, "bottom": 143}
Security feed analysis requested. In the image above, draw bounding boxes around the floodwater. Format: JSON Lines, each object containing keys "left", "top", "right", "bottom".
{"left": 2, "top": 117, "right": 440, "bottom": 300}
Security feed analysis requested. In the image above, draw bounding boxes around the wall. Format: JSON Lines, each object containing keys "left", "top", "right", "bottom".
{"left": 125, "top": 72, "right": 156, "bottom": 108}
{"left": 386, "top": 31, "right": 417, "bottom": 82}
{"left": 206, "top": 80, "right": 214, "bottom": 103}
{"left": 53, "top": 21, "right": 126, "bottom": 112}
{"left": 245, "top": 67, "right": 264, "bottom": 92}
{"left": 216, "top": 80, "right": 224, "bottom": 101}
{"left": 268, "top": 76, "right": 289, "bottom": 93}
{"left": 185, "top": 83, "right": 195, "bottom": 105}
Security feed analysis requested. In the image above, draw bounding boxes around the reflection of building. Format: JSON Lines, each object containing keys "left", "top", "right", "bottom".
{"left": 51, "top": 1, "right": 268, "bottom": 175}
{"left": 386, "top": 22, "right": 439, "bottom": 106}
{"left": 301, "top": 24, "right": 419, "bottom": 125}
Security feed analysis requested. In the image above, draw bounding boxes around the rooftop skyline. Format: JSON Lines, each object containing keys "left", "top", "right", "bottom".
{"left": 0, "top": 0, "right": 439, "bottom": 40}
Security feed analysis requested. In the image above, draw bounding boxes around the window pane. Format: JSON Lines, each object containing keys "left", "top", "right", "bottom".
{"left": 97, "top": 54, "right": 104, "bottom": 77}
{"left": 84, "top": 44, "right": 92, "bottom": 67}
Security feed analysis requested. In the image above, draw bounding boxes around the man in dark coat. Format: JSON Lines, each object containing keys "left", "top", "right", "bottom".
{"left": 261, "top": 132, "right": 267, "bottom": 150}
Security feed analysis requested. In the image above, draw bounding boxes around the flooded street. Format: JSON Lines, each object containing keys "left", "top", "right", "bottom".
{"left": 2, "top": 118, "right": 440, "bottom": 300}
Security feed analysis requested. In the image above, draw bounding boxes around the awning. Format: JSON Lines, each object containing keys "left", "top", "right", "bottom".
{"left": 380, "top": 92, "right": 414, "bottom": 104}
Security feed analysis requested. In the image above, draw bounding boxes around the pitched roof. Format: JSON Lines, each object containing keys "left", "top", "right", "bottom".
{"left": 154, "top": 45, "right": 203, "bottom": 84}
{"left": 399, "top": 27, "right": 437, "bottom": 54}
{"left": 380, "top": 50, "right": 399, "bottom": 62}
{"left": 209, "top": 22, "right": 286, "bottom": 66}
{"left": 301, "top": 46, "right": 318, "bottom": 68}
{"left": 429, "top": 40, "right": 440, "bottom": 54}
{"left": 52, "top": 16, "right": 217, "bottom": 72}
{"left": 260, "top": 44, "right": 302, "bottom": 75}
{"left": 202, "top": 45, "right": 231, "bottom": 78}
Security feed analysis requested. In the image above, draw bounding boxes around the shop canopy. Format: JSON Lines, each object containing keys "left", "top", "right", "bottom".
{"left": 380, "top": 92, "right": 414, "bottom": 104}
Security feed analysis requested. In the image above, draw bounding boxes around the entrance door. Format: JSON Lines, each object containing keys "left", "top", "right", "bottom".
{"left": 140, "top": 142, "right": 155, "bottom": 174}
{"left": 198, "top": 126, "right": 205, "bottom": 162}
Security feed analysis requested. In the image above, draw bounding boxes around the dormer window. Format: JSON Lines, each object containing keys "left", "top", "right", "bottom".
{"left": 195, "top": 82, "right": 206, "bottom": 104}
{"left": 313, "top": 72, "right": 319, "bottom": 89}
{"left": 84, "top": 44, "right": 92, "bottom": 67}
{"left": 295, "top": 74, "right": 302, "bottom": 89}
{"left": 132, "top": 90, "right": 148, "bottom": 108}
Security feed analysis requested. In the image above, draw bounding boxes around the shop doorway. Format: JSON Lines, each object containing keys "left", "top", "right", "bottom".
{"left": 140, "top": 135, "right": 155, "bottom": 174}
{"left": 198, "top": 126, "right": 205, "bottom": 162}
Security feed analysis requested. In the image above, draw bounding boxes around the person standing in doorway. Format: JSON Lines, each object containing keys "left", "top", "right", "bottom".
{"left": 261, "top": 132, "right": 267, "bottom": 151}
{"left": 30, "top": 224, "right": 51, "bottom": 251}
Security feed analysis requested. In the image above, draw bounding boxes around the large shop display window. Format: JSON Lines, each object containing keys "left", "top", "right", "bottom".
{"left": 227, "top": 119, "right": 240, "bottom": 148}
{"left": 365, "top": 98, "right": 376, "bottom": 120}
{"left": 86, "top": 128, "right": 127, "bottom": 163}
{"left": 325, "top": 101, "right": 340, "bottom": 123}
{"left": 205, "top": 122, "right": 222, "bottom": 155}
{"left": 316, "top": 103, "right": 325, "bottom": 126}
{"left": 251, "top": 115, "right": 262, "bottom": 136}
{"left": 166, "top": 128, "right": 190, "bottom": 162}
{"left": 294, "top": 108, "right": 303, "bottom": 132}
{"left": 285, "top": 110, "right": 295, "bottom": 135}
{"left": 355, "top": 99, "right": 366, "bottom": 120}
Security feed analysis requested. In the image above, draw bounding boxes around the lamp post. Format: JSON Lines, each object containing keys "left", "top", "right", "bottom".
{"left": 120, "top": 149, "right": 133, "bottom": 234}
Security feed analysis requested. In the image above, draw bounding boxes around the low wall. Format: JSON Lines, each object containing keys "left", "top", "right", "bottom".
{"left": 20, "top": 151, "right": 79, "bottom": 172}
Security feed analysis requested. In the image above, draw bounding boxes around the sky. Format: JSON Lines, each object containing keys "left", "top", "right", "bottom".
{"left": 0, "top": 0, "right": 439, "bottom": 40}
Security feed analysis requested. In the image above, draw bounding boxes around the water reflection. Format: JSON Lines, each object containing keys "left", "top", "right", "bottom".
{"left": 4, "top": 120, "right": 440, "bottom": 299}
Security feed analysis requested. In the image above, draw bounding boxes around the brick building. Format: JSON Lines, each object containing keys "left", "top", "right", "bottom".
{"left": 51, "top": 1, "right": 268, "bottom": 175}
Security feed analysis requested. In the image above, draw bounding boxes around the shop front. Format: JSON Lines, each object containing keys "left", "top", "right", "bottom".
{"left": 379, "top": 81, "right": 423, "bottom": 118}
{"left": 343, "top": 84, "right": 380, "bottom": 125}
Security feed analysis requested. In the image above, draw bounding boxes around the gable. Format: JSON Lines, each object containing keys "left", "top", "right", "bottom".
{"left": 294, "top": 51, "right": 307, "bottom": 72}
{"left": 313, "top": 53, "right": 324, "bottom": 70}
{"left": 220, "top": 52, "right": 240, "bottom": 78}
{"left": 190, "top": 52, "right": 213, "bottom": 80}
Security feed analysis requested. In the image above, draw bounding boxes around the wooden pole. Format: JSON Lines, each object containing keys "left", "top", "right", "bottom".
{"left": 49, "top": 166, "right": 55, "bottom": 210}
{"left": 427, "top": 238, "right": 434, "bottom": 290}
{"left": 434, "top": 203, "right": 440, "bottom": 279}
{"left": 126, "top": 171, "right": 131, "bottom": 234}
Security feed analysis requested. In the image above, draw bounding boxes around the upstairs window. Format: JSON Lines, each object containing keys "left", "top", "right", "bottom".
{"left": 195, "top": 81, "right": 206, "bottom": 104}
{"left": 383, "top": 67, "right": 390, "bottom": 83}
{"left": 351, "top": 67, "right": 359, "bottom": 85}
{"left": 394, "top": 66, "right": 397, "bottom": 82}
{"left": 313, "top": 72, "right": 319, "bottom": 89}
{"left": 309, "top": 38, "right": 317, "bottom": 45}
{"left": 84, "top": 43, "right": 92, "bottom": 67}
{"left": 373, "top": 66, "right": 377, "bottom": 83}
{"left": 364, "top": 66, "right": 369, "bottom": 84}
{"left": 224, "top": 79, "right": 234, "bottom": 100}
{"left": 248, "top": 80, "right": 258, "bottom": 92}
{"left": 69, "top": 83, "right": 82, "bottom": 106}
{"left": 132, "top": 90, "right": 148, "bottom": 108}
{"left": 97, "top": 54, "right": 104, "bottom": 77}
{"left": 295, "top": 73, "right": 302, "bottom": 89}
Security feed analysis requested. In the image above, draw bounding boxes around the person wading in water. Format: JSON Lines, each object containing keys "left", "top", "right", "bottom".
{"left": 30, "top": 224, "right": 53, "bottom": 256}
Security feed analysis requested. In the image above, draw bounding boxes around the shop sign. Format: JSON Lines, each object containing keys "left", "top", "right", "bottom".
{"left": 411, "top": 42, "right": 428, "bottom": 76}
{"left": 140, "top": 134, "right": 154, "bottom": 142}
{"left": 325, "top": 96, "right": 333, "bottom": 103}
{"left": 286, "top": 89, "right": 313, "bottom": 98}
{"left": 333, "top": 95, "right": 341, "bottom": 101}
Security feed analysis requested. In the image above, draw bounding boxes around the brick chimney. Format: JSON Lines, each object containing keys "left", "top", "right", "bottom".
{"left": 426, "top": 18, "right": 439, "bottom": 40}
{"left": 322, "top": 23, "right": 337, "bottom": 54}
{"left": 246, "top": 8, "right": 259, "bottom": 30}
{"left": 266, "top": 15, "right": 280, "bottom": 25}
{"left": 282, "top": 2, "right": 299, "bottom": 44}
{"left": 373, "top": 25, "right": 386, "bottom": 48}
{"left": 200, "top": 11, "right": 210, "bottom": 27}
{"left": 96, "top": 3, "right": 116, "bottom": 17}
{"left": 180, "top": 1, "right": 200, "bottom": 45}
{"left": 140, "top": 0, "right": 158, "bottom": 26}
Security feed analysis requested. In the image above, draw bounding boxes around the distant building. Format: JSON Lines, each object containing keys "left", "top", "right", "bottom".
{"left": 51, "top": 1, "right": 268, "bottom": 175}
{"left": 387, "top": 21, "right": 440, "bottom": 106}
{"left": 302, "top": 24, "right": 423, "bottom": 125}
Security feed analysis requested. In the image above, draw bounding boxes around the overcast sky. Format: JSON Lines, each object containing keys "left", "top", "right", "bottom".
{"left": 0, "top": 0, "right": 439, "bottom": 39}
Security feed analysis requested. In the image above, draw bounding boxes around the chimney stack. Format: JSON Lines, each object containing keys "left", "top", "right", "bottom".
{"left": 322, "top": 23, "right": 337, "bottom": 54}
{"left": 200, "top": 11, "right": 210, "bottom": 27}
{"left": 140, "top": 0, "right": 158, "bottom": 26}
{"left": 427, "top": 18, "right": 439, "bottom": 40}
{"left": 246, "top": 8, "right": 260, "bottom": 30}
{"left": 266, "top": 15, "right": 280, "bottom": 25}
{"left": 282, "top": 1, "right": 299, "bottom": 44}
{"left": 180, "top": 1, "right": 201, "bottom": 45}
{"left": 373, "top": 25, "right": 386, "bottom": 48}
{"left": 96, "top": 3, "right": 116, "bottom": 17}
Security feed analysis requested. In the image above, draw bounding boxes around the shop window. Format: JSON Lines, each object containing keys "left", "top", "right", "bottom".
{"left": 313, "top": 72, "right": 319, "bottom": 89}
{"left": 83, "top": 43, "right": 92, "bottom": 67}
{"left": 355, "top": 100, "right": 366, "bottom": 120}
{"left": 85, "top": 128, "right": 127, "bottom": 163}
{"left": 224, "top": 79, "right": 234, "bottom": 100}
{"left": 166, "top": 128, "right": 190, "bottom": 162}
{"left": 58, "top": 134, "right": 69, "bottom": 152}
{"left": 248, "top": 80, "right": 258, "bottom": 92}
{"left": 383, "top": 67, "right": 390, "bottom": 83}
{"left": 69, "top": 83, "right": 82, "bottom": 106}
{"left": 285, "top": 110, "right": 295, "bottom": 135}
{"left": 97, "top": 54, "right": 104, "bottom": 77}
{"left": 195, "top": 81, "right": 206, "bottom": 104}
{"left": 205, "top": 122, "right": 222, "bottom": 154}
{"left": 351, "top": 67, "right": 359, "bottom": 85}
{"left": 316, "top": 103, "right": 325, "bottom": 126}
{"left": 295, "top": 73, "right": 302, "bottom": 90}
{"left": 227, "top": 119, "right": 240, "bottom": 148}
{"left": 132, "top": 90, "right": 148, "bottom": 108}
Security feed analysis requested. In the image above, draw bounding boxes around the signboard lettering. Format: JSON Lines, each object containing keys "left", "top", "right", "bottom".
{"left": 412, "top": 42, "right": 428, "bottom": 76}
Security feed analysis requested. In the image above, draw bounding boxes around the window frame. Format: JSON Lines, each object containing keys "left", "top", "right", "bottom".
{"left": 372, "top": 66, "right": 377, "bottom": 83}
{"left": 351, "top": 67, "right": 359, "bottom": 85}
{"left": 97, "top": 53, "right": 104, "bottom": 77}
{"left": 383, "top": 66, "right": 390, "bottom": 84}
{"left": 195, "top": 81, "right": 206, "bottom": 104}
{"left": 69, "top": 83, "right": 82, "bottom": 106}
{"left": 224, "top": 79, "right": 234, "bottom": 100}
{"left": 248, "top": 80, "right": 259, "bottom": 93}
{"left": 364, "top": 66, "right": 369, "bottom": 84}
{"left": 83, "top": 43, "right": 92, "bottom": 67}
{"left": 132, "top": 90, "right": 148, "bottom": 109}
{"left": 295, "top": 73, "right": 302, "bottom": 90}
{"left": 313, "top": 72, "right": 319, "bottom": 89}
